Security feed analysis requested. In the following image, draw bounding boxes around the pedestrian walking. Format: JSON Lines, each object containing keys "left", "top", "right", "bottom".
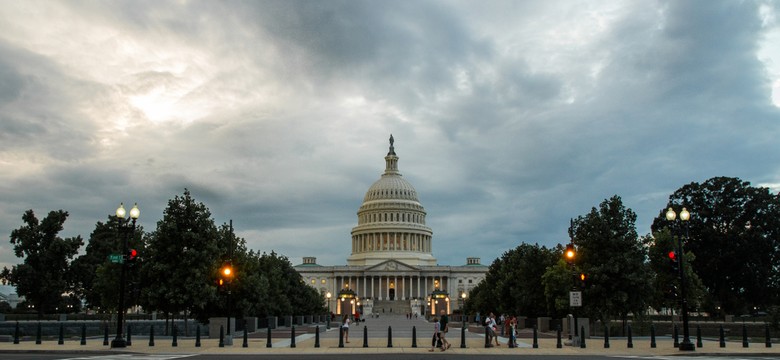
{"left": 429, "top": 317, "right": 442, "bottom": 352}
{"left": 439, "top": 309, "right": 451, "bottom": 351}
{"left": 341, "top": 315, "right": 351, "bottom": 343}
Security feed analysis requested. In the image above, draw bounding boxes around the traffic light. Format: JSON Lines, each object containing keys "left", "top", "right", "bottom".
{"left": 579, "top": 273, "right": 587, "bottom": 289}
{"left": 668, "top": 250, "right": 679, "bottom": 272}
{"left": 564, "top": 243, "right": 575, "bottom": 264}
{"left": 127, "top": 249, "right": 138, "bottom": 262}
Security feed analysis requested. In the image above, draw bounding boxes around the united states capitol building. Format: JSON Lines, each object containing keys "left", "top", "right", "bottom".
{"left": 295, "top": 136, "right": 487, "bottom": 317}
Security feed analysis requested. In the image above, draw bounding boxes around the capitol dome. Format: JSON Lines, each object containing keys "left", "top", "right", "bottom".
{"left": 347, "top": 135, "right": 437, "bottom": 266}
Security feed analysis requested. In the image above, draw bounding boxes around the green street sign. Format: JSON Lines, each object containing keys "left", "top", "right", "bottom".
{"left": 109, "top": 254, "right": 124, "bottom": 264}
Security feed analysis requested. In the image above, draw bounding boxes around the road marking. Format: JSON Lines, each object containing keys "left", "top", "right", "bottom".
{"left": 63, "top": 355, "right": 198, "bottom": 360}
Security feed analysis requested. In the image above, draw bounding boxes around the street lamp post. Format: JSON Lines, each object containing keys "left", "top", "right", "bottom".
{"left": 460, "top": 292, "right": 468, "bottom": 325}
{"left": 111, "top": 202, "right": 139, "bottom": 348}
{"left": 221, "top": 263, "right": 234, "bottom": 345}
{"left": 666, "top": 207, "right": 695, "bottom": 351}
{"left": 564, "top": 241, "right": 580, "bottom": 344}
{"left": 326, "top": 292, "right": 332, "bottom": 329}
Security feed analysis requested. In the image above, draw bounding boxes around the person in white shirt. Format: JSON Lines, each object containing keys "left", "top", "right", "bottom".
{"left": 341, "top": 315, "right": 351, "bottom": 343}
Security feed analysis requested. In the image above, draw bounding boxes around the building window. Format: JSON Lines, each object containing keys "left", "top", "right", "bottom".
{"left": 468, "top": 279, "right": 473, "bottom": 284}
{"left": 321, "top": 279, "right": 326, "bottom": 284}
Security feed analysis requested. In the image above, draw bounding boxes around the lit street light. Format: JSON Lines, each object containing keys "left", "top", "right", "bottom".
{"left": 460, "top": 292, "right": 468, "bottom": 325}
{"left": 666, "top": 206, "right": 695, "bottom": 351}
{"left": 111, "top": 202, "right": 139, "bottom": 348}
{"left": 326, "top": 292, "right": 332, "bottom": 329}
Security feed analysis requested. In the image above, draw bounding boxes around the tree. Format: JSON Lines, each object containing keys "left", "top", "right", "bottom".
{"left": 0, "top": 210, "right": 83, "bottom": 318}
{"left": 70, "top": 216, "right": 145, "bottom": 310}
{"left": 250, "top": 251, "right": 324, "bottom": 317}
{"left": 650, "top": 177, "right": 780, "bottom": 314}
{"left": 140, "top": 189, "right": 220, "bottom": 329}
{"left": 541, "top": 257, "right": 577, "bottom": 319}
{"left": 570, "top": 195, "right": 652, "bottom": 325}
{"left": 465, "top": 243, "right": 558, "bottom": 317}
{"left": 643, "top": 229, "right": 705, "bottom": 314}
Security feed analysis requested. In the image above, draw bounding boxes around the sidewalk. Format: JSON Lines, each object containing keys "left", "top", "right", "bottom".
{"left": 3, "top": 333, "right": 779, "bottom": 356}
{"left": 2, "top": 315, "right": 778, "bottom": 356}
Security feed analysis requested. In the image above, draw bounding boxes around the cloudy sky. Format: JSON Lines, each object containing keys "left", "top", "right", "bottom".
{"left": 1, "top": 0, "right": 779, "bottom": 274}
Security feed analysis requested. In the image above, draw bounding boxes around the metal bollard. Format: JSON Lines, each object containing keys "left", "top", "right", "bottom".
{"left": 556, "top": 324, "right": 562, "bottom": 348}
{"left": 36, "top": 322, "right": 41, "bottom": 345}
{"left": 338, "top": 327, "right": 344, "bottom": 348}
{"left": 766, "top": 325, "right": 772, "bottom": 348}
{"left": 219, "top": 325, "right": 224, "bottom": 348}
{"left": 58, "top": 324, "right": 64, "bottom": 345}
{"left": 719, "top": 325, "right": 725, "bottom": 348}
{"left": 363, "top": 325, "right": 369, "bottom": 348}
{"left": 412, "top": 326, "right": 417, "bottom": 348}
{"left": 460, "top": 325, "right": 466, "bottom": 348}
{"left": 743, "top": 324, "right": 749, "bottom": 348}
{"left": 696, "top": 325, "right": 702, "bottom": 348}
{"left": 650, "top": 324, "right": 656, "bottom": 348}
{"left": 533, "top": 324, "right": 539, "bottom": 348}
{"left": 267, "top": 325, "right": 272, "bottom": 348}
{"left": 604, "top": 325, "right": 610, "bottom": 348}
{"left": 172, "top": 324, "right": 178, "bottom": 347}
{"left": 290, "top": 325, "right": 296, "bottom": 348}
{"left": 580, "top": 325, "right": 586, "bottom": 348}
{"left": 627, "top": 324, "right": 633, "bottom": 348}
{"left": 314, "top": 325, "right": 320, "bottom": 348}
{"left": 673, "top": 324, "right": 679, "bottom": 348}
{"left": 485, "top": 326, "right": 490, "bottom": 348}
{"left": 149, "top": 324, "right": 155, "bottom": 347}
{"left": 103, "top": 324, "right": 109, "bottom": 346}
{"left": 195, "top": 325, "right": 201, "bottom": 347}
{"left": 243, "top": 326, "right": 248, "bottom": 348}
{"left": 13, "top": 322, "right": 19, "bottom": 344}
{"left": 126, "top": 324, "right": 132, "bottom": 346}
{"left": 387, "top": 326, "right": 393, "bottom": 347}
{"left": 80, "top": 323, "right": 86, "bottom": 345}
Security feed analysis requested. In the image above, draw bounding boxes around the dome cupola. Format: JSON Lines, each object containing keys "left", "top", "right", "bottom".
{"left": 347, "top": 135, "right": 436, "bottom": 266}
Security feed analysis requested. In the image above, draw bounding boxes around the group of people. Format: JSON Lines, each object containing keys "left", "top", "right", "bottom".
{"left": 429, "top": 309, "right": 452, "bottom": 352}
{"left": 484, "top": 312, "right": 520, "bottom": 347}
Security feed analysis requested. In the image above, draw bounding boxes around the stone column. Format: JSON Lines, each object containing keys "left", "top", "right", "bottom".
{"left": 402, "top": 276, "right": 406, "bottom": 300}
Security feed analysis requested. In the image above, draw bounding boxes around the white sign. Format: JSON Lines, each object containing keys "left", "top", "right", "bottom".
{"left": 569, "top": 291, "right": 582, "bottom": 307}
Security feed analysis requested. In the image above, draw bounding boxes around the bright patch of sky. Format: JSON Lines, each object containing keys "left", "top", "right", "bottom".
{"left": 0, "top": 0, "right": 778, "bottom": 273}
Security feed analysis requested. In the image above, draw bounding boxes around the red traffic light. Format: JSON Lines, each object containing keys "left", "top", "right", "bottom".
{"left": 667, "top": 250, "right": 677, "bottom": 261}
{"left": 127, "top": 249, "right": 138, "bottom": 261}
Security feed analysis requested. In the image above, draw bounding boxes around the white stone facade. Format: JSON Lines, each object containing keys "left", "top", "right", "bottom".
{"left": 295, "top": 136, "right": 487, "bottom": 315}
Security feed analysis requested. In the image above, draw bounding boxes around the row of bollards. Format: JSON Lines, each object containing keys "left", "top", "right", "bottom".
{"left": 7, "top": 321, "right": 776, "bottom": 349}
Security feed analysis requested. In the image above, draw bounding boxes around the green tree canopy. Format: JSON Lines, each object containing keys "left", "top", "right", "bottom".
{"left": 650, "top": 176, "right": 780, "bottom": 314}
{"left": 140, "top": 189, "right": 220, "bottom": 321}
{"left": 71, "top": 215, "right": 145, "bottom": 311}
{"left": 1, "top": 210, "right": 83, "bottom": 318}
{"left": 464, "top": 243, "right": 558, "bottom": 317}
{"left": 642, "top": 229, "right": 705, "bottom": 313}
{"left": 571, "top": 195, "right": 652, "bottom": 324}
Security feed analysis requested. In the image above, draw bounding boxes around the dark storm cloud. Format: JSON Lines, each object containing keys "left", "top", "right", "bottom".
{"left": 0, "top": 0, "right": 778, "bottom": 271}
